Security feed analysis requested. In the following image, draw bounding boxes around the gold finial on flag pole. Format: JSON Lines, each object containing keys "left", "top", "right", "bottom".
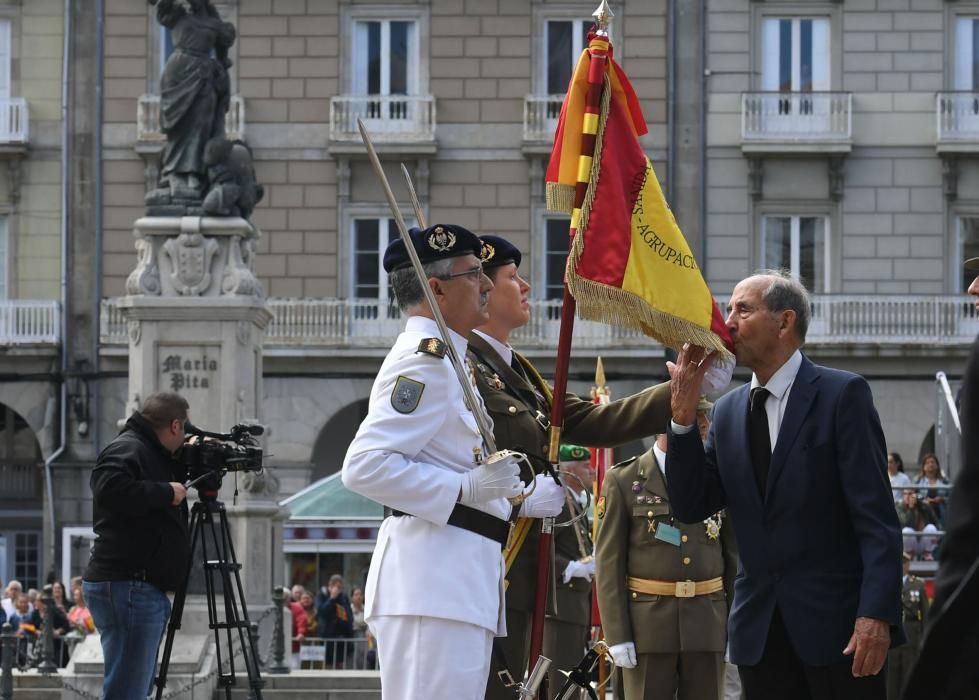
{"left": 591, "top": 357, "right": 609, "bottom": 400}
{"left": 592, "top": 0, "right": 613, "bottom": 34}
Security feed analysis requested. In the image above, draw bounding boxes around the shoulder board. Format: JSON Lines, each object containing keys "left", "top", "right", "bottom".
{"left": 416, "top": 338, "right": 447, "bottom": 358}
{"left": 611, "top": 457, "right": 638, "bottom": 470}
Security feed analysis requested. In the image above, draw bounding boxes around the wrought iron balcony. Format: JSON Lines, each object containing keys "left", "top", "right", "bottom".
{"left": 136, "top": 94, "right": 246, "bottom": 146}
{"left": 522, "top": 94, "right": 564, "bottom": 151}
{"left": 329, "top": 95, "right": 436, "bottom": 153}
{"left": 0, "top": 462, "right": 41, "bottom": 500}
{"left": 937, "top": 92, "right": 979, "bottom": 152}
{"left": 0, "top": 300, "right": 60, "bottom": 345}
{"left": 101, "top": 296, "right": 979, "bottom": 351}
{"left": 741, "top": 91, "right": 851, "bottom": 153}
{"left": 0, "top": 97, "right": 29, "bottom": 145}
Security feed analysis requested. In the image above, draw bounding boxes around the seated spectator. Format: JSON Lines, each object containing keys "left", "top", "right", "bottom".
{"left": 888, "top": 451, "right": 911, "bottom": 504}
{"left": 67, "top": 584, "right": 95, "bottom": 634}
{"left": 915, "top": 453, "right": 950, "bottom": 525}
{"left": 317, "top": 574, "right": 353, "bottom": 668}
{"left": 896, "top": 489, "right": 940, "bottom": 560}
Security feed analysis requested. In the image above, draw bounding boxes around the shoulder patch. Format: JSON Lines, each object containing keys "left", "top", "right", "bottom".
{"left": 391, "top": 376, "right": 425, "bottom": 414}
{"left": 596, "top": 496, "right": 606, "bottom": 519}
{"left": 416, "top": 337, "right": 447, "bottom": 358}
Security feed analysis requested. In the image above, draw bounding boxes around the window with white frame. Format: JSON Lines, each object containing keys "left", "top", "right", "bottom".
{"left": 352, "top": 217, "right": 400, "bottom": 299}
{"left": 762, "top": 215, "right": 828, "bottom": 293}
{"left": 0, "top": 19, "right": 10, "bottom": 102}
{"left": 0, "top": 217, "right": 8, "bottom": 299}
{"left": 544, "top": 218, "right": 571, "bottom": 300}
{"left": 958, "top": 217, "right": 979, "bottom": 292}
{"left": 955, "top": 17, "right": 979, "bottom": 90}
{"left": 761, "top": 17, "right": 830, "bottom": 93}
{"left": 543, "top": 19, "right": 592, "bottom": 96}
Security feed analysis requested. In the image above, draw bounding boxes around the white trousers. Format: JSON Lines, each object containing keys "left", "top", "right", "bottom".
{"left": 370, "top": 614, "right": 494, "bottom": 700}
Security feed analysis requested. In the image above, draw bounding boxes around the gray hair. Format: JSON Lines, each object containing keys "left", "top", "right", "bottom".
{"left": 754, "top": 269, "right": 811, "bottom": 343}
{"left": 390, "top": 258, "right": 456, "bottom": 312}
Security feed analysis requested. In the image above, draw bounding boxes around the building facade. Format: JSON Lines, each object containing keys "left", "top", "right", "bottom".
{"left": 0, "top": 0, "right": 969, "bottom": 584}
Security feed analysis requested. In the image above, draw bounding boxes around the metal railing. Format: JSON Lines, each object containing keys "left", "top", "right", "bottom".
{"left": 294, "top": 637, "right": 378, "bottom": 671}
{"left": 0, "top": 300, "right": 60, "bottom": 344}
{"left": 742, "top": 91, "right": 851, "bottom": 142}
{"left": 101, "top": 295, "right": 979, "bottom": 349}
{"left": 329, "top": 94, "right": 436, "bottom": 142}
{"left": 0, "top": 463, "right": 41, "bottom": 500}
{"left": 523, "top": 94, "right": 565, "bottom": 142}
{"left": 935, "top": 371, "right": 962, "bottom": 482}
{"left": 137, "top": 94, "right": 246, "bottom": 142}
{"left": 937, "top": 92, "right": 979, "bottom": 142}
{"left": 0, "top": 98, "right": 28, "bottom": 144}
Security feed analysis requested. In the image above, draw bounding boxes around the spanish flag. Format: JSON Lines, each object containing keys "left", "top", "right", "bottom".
{"left": 546, "top": 36, "right": 732, "bottom": 357}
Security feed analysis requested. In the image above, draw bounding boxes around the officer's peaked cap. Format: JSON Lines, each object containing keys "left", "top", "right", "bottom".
{"left": 479, "top": 234, "right": 522, "bottom": 270}
{"left": 382, "top": 224, "right": 483, "bottom": 273}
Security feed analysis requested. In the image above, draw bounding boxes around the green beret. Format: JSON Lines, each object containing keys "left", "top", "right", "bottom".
{"left": 559, "top": 444, "right": 590, "bottom": 461}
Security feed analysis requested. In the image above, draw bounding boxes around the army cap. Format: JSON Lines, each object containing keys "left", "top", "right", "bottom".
{"left": 964, "top": 257, "right": 979, "bottom": 272}
{"left": 559, "top": 444, "right": 590, "bottom": 461}
{"left": 479, "top": 234, "right": 523, "bottom": 270}
{"left": 382, "top": 224, "right": 482, "bottom": 273}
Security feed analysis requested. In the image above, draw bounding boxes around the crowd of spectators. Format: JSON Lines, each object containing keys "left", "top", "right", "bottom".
{"left": 888, "top": 451, "right": 953, "bottom": 562}
{"left": 284, "top": 574, "right": 374, "bottom": 669}
{"left": 0, "top": 576, "right": 96, "bottom": 667}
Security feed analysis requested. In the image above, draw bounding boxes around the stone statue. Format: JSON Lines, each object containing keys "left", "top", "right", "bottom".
{"left": 202, "top": 137, "right": 264, "bottom": 219}
{"left": 146, "top": 0, "right": 243, "bottom": 216}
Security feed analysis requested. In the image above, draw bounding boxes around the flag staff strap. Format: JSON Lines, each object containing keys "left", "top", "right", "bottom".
{"left": 526, "top": 3, "right": 613, "bottom": 697}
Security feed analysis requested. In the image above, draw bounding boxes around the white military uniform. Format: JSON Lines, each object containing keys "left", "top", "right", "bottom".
{"left": 342, "top": 315, "right": 509, "bottom": 699}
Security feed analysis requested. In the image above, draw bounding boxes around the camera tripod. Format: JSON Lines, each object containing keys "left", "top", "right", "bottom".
{"left": 154, "top": 491, "right": 265, "bottom": 700}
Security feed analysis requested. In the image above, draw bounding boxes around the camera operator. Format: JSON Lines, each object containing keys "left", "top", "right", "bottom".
{"left": 82, "top": 392, "right": 191, "bottom": 700}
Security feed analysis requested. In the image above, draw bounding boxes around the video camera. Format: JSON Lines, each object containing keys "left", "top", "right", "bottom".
{"left": 181, "top": 421, "right": 264, "bottom": 491}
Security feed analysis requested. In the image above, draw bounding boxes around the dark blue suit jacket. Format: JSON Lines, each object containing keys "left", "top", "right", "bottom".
{"left": 667, "top": 355, "right": 904, "bottom": 667}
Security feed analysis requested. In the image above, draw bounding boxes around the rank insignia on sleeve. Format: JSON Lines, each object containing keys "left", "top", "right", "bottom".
{"left": 417, "top": 338, "right": 447, "bottom": 358}
{"left": 391, "top": 376, "right": 425, "bottom": 414}
{"left": 596, "top": 496, "right": 606, "bottom": 519}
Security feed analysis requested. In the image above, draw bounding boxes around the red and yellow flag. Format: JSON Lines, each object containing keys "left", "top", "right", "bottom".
{"left": 547, "top": 38, "right": 732, "bottom": 356}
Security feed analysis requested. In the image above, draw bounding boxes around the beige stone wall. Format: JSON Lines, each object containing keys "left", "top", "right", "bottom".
{"left": 13, "top": 0, "right": 63, "bottom": 300}
{"left": 100, "top": 0, "right": 669, "bottom": 299}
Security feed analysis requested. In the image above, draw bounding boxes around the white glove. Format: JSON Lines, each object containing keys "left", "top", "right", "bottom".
{"left": 607, "top": 641, "right": 637, "bottom": 669}
{"left": 700, "top": 353, "right": 735, "bottom": 394}
{"left": 459, "top": 450, "right": 524, "bottom": 506}
{"left": 562, "top": 558, "right": 596, "bottom": 584}
{"left": 518, "top": 474, "right": 565, "bottom": 518}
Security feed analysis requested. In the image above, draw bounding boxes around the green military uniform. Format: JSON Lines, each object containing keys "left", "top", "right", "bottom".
{"left": 469, "top": 332, "right": 673, "bottom": 699}
{"left": 595, "top": 449, "right": 737, "bottom": 700}
{"left": 886, "top": 568, "right": 929, "bottom": 699}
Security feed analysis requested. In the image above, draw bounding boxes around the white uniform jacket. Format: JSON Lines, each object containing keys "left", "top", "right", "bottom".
{"left": 342, "top": 316, "right": 509, "bottom": 635}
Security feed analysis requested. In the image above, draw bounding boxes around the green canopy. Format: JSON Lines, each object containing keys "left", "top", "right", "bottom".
{"left": 281, "top": 472, "right": 383, "bottom": 521}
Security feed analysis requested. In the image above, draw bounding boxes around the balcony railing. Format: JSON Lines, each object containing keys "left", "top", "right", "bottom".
{"left": 937, "top": 92, "right": 979, "bottom": 143}
{"left": 0, "top": 300, "right": 60, "bottom": 344}
{"left": 523, "top": 94, "right": 564, "bottom": 143}
{"left": 137, "top": 94, "right": 246, "bottom": 143}
{"left": 0, "top": 463, "right": 41, "bottom": 500}
{"left": 329, "top": 95, "right": 436, "bottom": 143}
{"left": 101, "top": 296, "right": 979, "bottom": 350}
{"left": 742, "top": 92, "right": 851, "bottom": 144}
{"left": 0, "top": 97, "right": 29, "bottom": 144}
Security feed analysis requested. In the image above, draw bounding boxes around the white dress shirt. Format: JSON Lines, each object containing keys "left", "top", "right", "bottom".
{"left": 472, "top": 329, "right": 514, "bottom": 367}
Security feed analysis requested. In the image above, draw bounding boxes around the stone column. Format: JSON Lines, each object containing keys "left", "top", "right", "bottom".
{"left": 121, "top": 215, "right": 283, "bottom": 616}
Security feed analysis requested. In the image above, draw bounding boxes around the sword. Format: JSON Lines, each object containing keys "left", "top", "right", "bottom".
{"left": 357, "top": 120, "right": 535, "bottom": 503}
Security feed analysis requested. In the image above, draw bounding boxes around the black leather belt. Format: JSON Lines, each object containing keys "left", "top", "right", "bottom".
{"left": 387, "top": 503, "right": 510, "bottom": 549}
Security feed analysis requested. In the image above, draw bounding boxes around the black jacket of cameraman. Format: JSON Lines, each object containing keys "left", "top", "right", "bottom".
{"left": 84, "top": 412, "right": 190, "bottom": 592}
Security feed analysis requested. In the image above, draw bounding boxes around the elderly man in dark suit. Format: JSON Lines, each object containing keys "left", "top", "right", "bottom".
{"left": 666, "top": 271, "right": 904, "bottom": 700}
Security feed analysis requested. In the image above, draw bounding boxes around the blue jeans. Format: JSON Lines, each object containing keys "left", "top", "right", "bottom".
{"left": 83, "top": 580, "right": 171, "bottom": 700}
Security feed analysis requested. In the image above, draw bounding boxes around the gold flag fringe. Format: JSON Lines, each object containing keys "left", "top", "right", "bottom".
{"left": 566, "top": 78, "right": 733, "bottom": 360}
{"left": 546, "top": 182, "right": 576, "bottom": 214}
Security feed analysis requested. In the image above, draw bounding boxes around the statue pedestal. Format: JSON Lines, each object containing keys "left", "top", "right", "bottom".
{"left": 118, "top": 216, "right": 284, "bottom": 638}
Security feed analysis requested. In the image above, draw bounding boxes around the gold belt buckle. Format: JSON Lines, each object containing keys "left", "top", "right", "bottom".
{"left": 675, "top": 580, "right": 696, "bottom": 598}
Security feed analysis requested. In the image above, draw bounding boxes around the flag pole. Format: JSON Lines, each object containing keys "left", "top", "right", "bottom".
{"left": 526, "top": 3, "right": 614, "bottom": 696}
{"left": 590, "top": 356, "right": 613, "bottom": 693}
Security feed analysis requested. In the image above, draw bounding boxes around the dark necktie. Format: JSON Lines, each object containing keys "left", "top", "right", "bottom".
{"left": 749, "top": 387, "right": 772, "bottom": 498}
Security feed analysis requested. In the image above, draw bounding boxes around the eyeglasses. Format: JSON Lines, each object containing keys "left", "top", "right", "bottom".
{"left": 436, "top": 266, "right": 484, "bottom": 282}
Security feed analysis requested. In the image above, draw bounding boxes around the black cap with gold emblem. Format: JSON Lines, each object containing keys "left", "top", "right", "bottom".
{"left": 965, "top": 257, "right": 979, "bottom": 273}
{"left": 478, "top": 234, "right": 522, "bottom": 270}
{"left": 382, "top": 224, "right": 483, "bottom": 273}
